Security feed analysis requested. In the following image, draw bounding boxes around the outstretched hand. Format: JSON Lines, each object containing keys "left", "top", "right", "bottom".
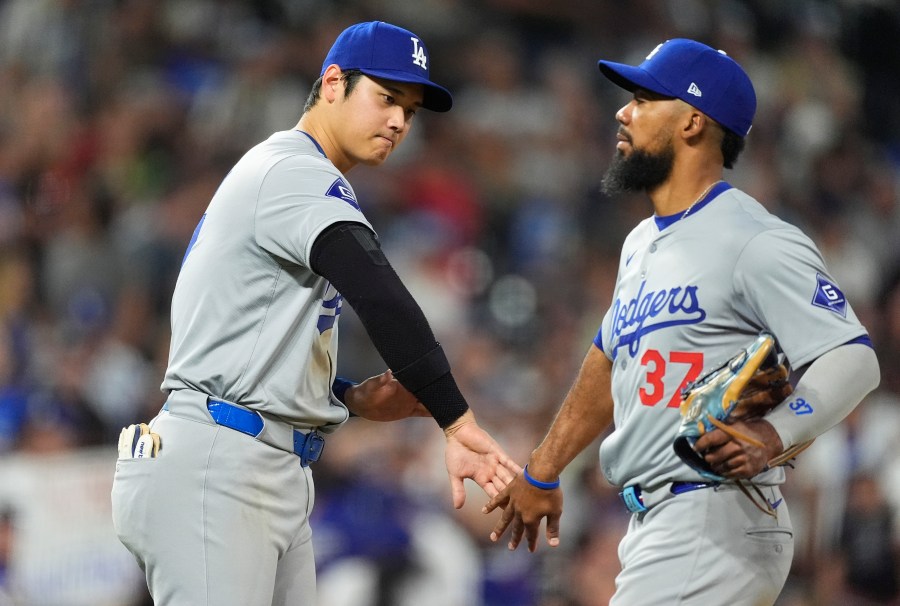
{"left": 443, "top": 411, "right": 521, "bottom": 508}
{"left": 346, "top": 370, "right": 431, "bottom": 422}
{"left": 482, "top": 470, "right": 563, "bottom": 552}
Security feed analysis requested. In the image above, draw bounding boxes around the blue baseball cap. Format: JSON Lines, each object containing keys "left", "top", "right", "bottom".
{"left": 321, "top": 21, "right": 453, "bottom": 112}
{"left": 598, "top": 39, "right": 756, "bottom": 137}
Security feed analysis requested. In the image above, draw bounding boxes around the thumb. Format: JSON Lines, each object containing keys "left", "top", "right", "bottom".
{"left": 546, "top": 513, "right": 561, "bottom": 548}
{"left": 450, "top": 475, "right": 466, "bottom": 509}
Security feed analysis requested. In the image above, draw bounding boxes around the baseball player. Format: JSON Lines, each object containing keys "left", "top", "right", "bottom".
{"left": 484, "top": 39, "right": 881, "bottom": 605}
{"left": 111, "top": 21, "right": 519, "bottom": 606}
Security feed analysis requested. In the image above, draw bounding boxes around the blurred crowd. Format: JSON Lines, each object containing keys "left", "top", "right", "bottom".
{"left": 0, "top": 0, "right": 898, "bottom": 604}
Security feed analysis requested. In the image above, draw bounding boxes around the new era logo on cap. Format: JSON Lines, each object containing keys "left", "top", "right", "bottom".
{"left": 321, "top": 21, "right": 452, "bottom": 112}
{"left": 597, "top": 38, "right": 757, "bottom": 137}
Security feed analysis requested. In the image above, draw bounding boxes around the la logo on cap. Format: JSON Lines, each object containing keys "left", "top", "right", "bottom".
{"left": 321, "top": 21, "right": 453, "bottom": 111}
{"left": 411, "top": 37, "right": 427, "bottom": 69}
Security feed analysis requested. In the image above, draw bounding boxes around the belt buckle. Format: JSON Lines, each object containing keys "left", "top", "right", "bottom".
{"left": 295, "top": 431, "right": 325, "bottom": 467}
{"left": 619, "top": 485, "right": 648, "bottom": 513}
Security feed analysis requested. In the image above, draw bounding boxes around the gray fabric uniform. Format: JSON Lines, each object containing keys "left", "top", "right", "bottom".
{"left": 112, "top": 130, "right": 371, "bottom": 605}
{"left": 596, "top": 184, "right": 868, "bottom": 604}
{"left": 166, "top": 129, "right": 371, "bottom": 430}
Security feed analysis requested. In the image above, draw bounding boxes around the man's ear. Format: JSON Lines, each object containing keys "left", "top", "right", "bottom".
{"left": 679, "top": 107, "right": 714, "bottom": 144}
{"left": 321, "top": 64, "right": 344, "bottom": 103}
{"left": 684, "top": 110, "right": 706, "bottom": 137}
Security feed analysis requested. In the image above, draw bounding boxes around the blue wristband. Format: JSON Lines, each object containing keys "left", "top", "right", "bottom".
{"left": 523, "top": 465, "right": 560, "bottom": 490}
{"left": 332, "top": 377, "right": 357, "bottom": 405}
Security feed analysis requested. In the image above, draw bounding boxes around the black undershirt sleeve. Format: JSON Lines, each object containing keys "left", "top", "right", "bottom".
{"left": 310, "top": 221, "right": 468, "bottom": 428}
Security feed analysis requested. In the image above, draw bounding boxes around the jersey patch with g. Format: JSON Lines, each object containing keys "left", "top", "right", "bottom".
{"left": 811, "top": 273, "right": 847, "bottom": 317}
{"left": 326, "top": 178, "right": 361, "bottom": 210}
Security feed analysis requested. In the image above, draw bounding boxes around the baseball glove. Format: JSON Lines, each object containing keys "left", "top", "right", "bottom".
{"left": 673, "top": 333, "right": 811, "bottom": 482}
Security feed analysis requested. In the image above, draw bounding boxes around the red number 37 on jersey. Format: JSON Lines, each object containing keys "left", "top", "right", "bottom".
{"left": 639, "top": 350, "right": 704, "bottom": 408}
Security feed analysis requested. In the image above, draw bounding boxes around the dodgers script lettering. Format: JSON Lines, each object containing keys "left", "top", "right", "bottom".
{"left": 611, "top": 281, "right": 707, "bottom": 357}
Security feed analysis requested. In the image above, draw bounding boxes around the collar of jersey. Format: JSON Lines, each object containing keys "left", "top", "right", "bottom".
{"left": 296, "top": 130, "right": 327, "bottom": 158}
{"left": 654, "top": 181, "right": 732, "bottom": 231}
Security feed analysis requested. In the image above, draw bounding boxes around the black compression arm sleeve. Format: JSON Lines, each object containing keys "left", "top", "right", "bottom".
{"left": 310, "top": 222, "right": 468, "bottom": 428}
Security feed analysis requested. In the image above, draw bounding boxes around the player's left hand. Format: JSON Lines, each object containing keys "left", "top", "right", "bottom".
{"left": 694, "top": 418, "right": 784, "bottom": 479}
{"left": 443, "top": 411, "right": 521, "bottom": 508}
{"left": 346, "top": 370, "right": 431, "bottom": 422}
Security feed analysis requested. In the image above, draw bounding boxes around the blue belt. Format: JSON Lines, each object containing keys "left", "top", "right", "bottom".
{"left": 205, "top": 399, "right": 324, "bottom": 467}
{"left": 619, "top": 481, "right": 719, "bottom": 514}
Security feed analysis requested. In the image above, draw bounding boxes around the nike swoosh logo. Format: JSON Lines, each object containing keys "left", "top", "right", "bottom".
{"left": 767, "top": 498, "right": 783, "bottom": 510}
{"left": 626, "top": 251, "right": 637, "bottom": 266}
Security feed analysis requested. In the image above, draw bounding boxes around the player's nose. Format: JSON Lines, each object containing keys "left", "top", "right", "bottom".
{"left": 616, "top": 101, "right": 633, "bottom": 124}
{"left": 387, "top": 105, "right": 407, "bottom": 131}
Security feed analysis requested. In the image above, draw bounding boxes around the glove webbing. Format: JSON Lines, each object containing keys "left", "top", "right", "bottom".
{"left": 707, "top": 413, "right": 815, "bottom": 470}
{"left": 736, "top": 480, "right": 778, "bottom": 518}
{"left": 767, "top": 439, "right": 815, "bottom": 467}
{"left": 705, "top": 415, "right": 766, "bottom": 449}
{"left": 704, "top": 415, "right": 781, "bottom": 518}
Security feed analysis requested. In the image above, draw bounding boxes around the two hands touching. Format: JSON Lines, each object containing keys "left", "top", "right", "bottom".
{"left": 344, "top": 370, "right": 521, "bottom": 509}
{"left": 344, "top": 369, "right": 570, "bottom": 552}
{"left": 347, "top": 363, "right": 791, "bottom": 556}
{"left": 479, "top": 418, "right": 787, "bottom": 555}
{"left": 482, "top": 465, "right": 563, "bottom": 553}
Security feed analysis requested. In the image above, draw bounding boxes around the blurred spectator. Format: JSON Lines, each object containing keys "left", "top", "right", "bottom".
{"left": 0, "top": 507, "right": 15, "bottom": 604}
{"left": 838, "top": 474, "right": 900, "bottom": 605}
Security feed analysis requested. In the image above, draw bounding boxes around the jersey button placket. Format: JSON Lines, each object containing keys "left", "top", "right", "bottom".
{"left": 641, "top": 240, "right": 659, "bottom": 279}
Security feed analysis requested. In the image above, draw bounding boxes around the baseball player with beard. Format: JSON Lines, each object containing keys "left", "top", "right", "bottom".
{"left": 111, "top": 21, "right": 518, "bottom": 606}
{"left": 485, "top": 39, "right": 880, "bottom": 605}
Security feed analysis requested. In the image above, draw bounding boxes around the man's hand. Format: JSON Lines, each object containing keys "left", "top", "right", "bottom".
{"left": 693, "top": 417, "right": 784, "bottom": 479}
{"left": 482, "top": 470, "right": 563, "bottom": 553}
{"left": 477, "top": 345, "right": 612, "bottom": 552}
{"left": 443, "top": 410, "right": 521, "bottom": 508}
{"left": 346, "top": 370, "right": 431, "bottom": 422}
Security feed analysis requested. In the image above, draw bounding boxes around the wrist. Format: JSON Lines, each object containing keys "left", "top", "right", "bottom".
{"left": 764, "top": 420, "right": 785, "bottom": 459}
{"left": 523, "top": 464, "right": 560, "bottom": 490}
{"left": 332, "top": 377, "right": 358, "bottom": 406}
{"left": 443, "top": 409, "right": 475, "bottom": 438}
{"left": 759, "top": 417, "right": 789, "bottom": 459}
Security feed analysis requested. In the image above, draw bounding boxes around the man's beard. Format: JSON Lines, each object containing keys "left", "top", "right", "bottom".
{"left": 601, "top": 143, "right": 675, "bottom": 196}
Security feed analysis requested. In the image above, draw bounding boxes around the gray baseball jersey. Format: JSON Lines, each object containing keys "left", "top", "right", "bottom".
{"left": 596, "top": 183, "right": 867, "bottom": 489}
{"left": 113, "top": 130, "right": 373, "bottom": 605}
{"left": 163, "top": 129, "right": 372, "bottom": 430}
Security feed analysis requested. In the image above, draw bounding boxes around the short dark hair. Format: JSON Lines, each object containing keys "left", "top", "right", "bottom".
{"left": 721, "top": 128, "right": 746, "bottom": 169}
{"left": 302, "top": 69, "right": 365, "bottom": 115}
